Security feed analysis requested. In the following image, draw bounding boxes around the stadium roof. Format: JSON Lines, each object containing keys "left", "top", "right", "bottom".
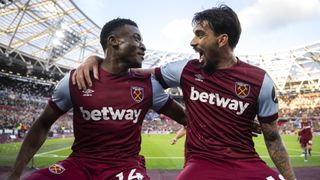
{"left": 0, "top": 0, "right": 103, "bottom": 73}
{"left": 0, "top": 0, "right": 319, "bottom": 93}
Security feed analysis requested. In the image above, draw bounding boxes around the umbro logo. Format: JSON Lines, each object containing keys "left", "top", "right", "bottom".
{"left": 82, "top": 89, "right": 94, "bottom": 96}
{"left": 195, "top": 74, "right": 204, "bottom": 82}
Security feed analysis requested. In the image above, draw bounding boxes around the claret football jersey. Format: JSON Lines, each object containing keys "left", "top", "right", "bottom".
{"left": 155, "top": 58, "right": 278, "bottom": 161}
{"left": 299, "top": 121, "right": 312, "bottom": 138}
{"left": 48, "top": 67, "right": 172, "bottom": 162}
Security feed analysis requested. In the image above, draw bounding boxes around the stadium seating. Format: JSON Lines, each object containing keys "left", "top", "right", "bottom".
{"left": 1, "top": 72, "right": 319, "bottom": 143}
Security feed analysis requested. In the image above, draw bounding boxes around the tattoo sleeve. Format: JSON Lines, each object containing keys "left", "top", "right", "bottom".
{"left": 261, "top": 120, "right": 296, "bottom": 180}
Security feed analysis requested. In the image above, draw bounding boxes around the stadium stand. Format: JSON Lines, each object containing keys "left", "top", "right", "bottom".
{"left": 0, "top": 73, "right": 319, "bottom": 141}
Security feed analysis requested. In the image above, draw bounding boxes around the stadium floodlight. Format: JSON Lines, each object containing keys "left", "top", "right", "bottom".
{"left": 52, "top": 38, "right": 61, "bottom": 47}
{"left": 49, "top": 29, "right": 81, "bottom": 60}
{"left": 55, "top": 30, "right": 65, "bottom": 39}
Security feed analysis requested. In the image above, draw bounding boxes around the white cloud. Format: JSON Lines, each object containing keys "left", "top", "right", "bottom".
{"left": 161, "top": 19, "right": 193, "bottom": 41}
{"left": 239, "top": 0, "right": 320, "bottom": 30}
{"left": 156, "top": 19, "right": 194, "bottom": 53}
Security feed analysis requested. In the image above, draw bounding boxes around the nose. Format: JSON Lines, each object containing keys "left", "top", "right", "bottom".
{"left": 140, "top": 42, "right": 146, "bottom": 52}
{"left": 190, "top": 37, "right": 197, "bottom": 48}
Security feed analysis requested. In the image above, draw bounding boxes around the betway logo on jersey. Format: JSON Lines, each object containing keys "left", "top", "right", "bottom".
{"left": 80, "top": 107, "right": 141, "bottom": 123}
{"left": 190, "top": 87, "right": 249, "bottom": 115}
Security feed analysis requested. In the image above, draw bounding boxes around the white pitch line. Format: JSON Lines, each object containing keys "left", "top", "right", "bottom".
{"left": 260, "top": 154, "right": 320, "bottom": 158}
{"left": 33, "top": 144, "right": 320, "bottom": 159}
{"left": 255, "top": 144, "right": 320, "bottom": 154}
{"left": 35, "top": 147, "right": 70, "bottom": 157}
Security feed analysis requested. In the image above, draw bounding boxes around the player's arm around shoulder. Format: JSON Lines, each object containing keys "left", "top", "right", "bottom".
{"left": 260, "top": 120, "right": 296, "bottom": 180}
{"left": 160, "top": 100, "right": 187, "bottom": 126}
{"left": 72, "top": 55, "right": 103, "bottom": 90}
{"left": 151, "top": 75, "right": 187, "bottom": 126}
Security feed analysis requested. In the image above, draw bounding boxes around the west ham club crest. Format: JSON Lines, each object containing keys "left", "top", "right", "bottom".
{"left": 235, "top": 82, "right": 250, "bottom": 98}
{"left": 48, "top": 164, "right": 66, "bottom": 174}
{"left": 131, "top": 86, "right": 144, "bottom": 103}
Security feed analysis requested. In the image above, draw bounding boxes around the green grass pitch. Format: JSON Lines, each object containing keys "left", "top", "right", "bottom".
{"left": 0, "top": 134, "right": 319, "bottom": 169}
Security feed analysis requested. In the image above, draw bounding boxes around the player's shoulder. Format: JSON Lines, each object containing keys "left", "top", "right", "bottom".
{"left": 130, "top": 70, "right": 151, "bottom": 80}
{"left": 238, "top": 58, "right": 266, "bottom": 73}
{"left": 162, "top": 59, "right": 190, "bottom": 68}
{"left": 189, "top": 59, "right": 200, "bottom": 65}
{"left": 237, "top": 58, "right": 267, "bottom": 80}
{"left": 182, "top": 59, "right": 201, "bottom": 69}
{"left": 69, "top": 69, "right": 76, "bottom": 77}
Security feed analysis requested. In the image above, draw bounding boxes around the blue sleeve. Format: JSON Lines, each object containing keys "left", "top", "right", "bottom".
{"left": 158, "top": 59, "right": 188, "bottom": 88}
{"left": 258, "top": 73, "right": 278, "bottom": 122}
{"left": 151, "top": 76, "right": 170, "bottom": 112}
{"left": 51, "top": 72, "right": 72, "bottom": 112}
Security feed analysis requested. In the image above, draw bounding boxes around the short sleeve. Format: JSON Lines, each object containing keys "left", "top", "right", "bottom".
{"left": 257, "top": 73, "right": 278, "bottom": 123}
{"left": 48, "top": 72, "right": 72, "bottom": 113}
{"left": 151, "top": 76, "right": 171, "bottom": 112}
{"left": 154, "top": 59, "right": 188, "bottom": 89}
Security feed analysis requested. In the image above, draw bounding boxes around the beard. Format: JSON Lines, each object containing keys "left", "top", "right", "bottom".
{"left": 200, "top": 46, "right": 220, "bottom": 74}
{"left": 202, "top": 58, "right": 218, "bottom": 74}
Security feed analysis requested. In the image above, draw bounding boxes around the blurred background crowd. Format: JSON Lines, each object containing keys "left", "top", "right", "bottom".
{"left": 1, "top": 73, "right": 319, "bottom": 143}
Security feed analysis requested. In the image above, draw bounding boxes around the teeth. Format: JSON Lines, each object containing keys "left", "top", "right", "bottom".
{"left": 199, "top": 54, "right": 204, "bottom": 63}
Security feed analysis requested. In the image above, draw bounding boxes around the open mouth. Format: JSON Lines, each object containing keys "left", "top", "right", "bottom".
{"left": 199, "top": 52, "right": 204, "bottom": 64}
{"left": 193, "top": 47, "right": 204, "bottom": 64}
{"left": 198, "top": 50, "right": 204, "bottom": 64}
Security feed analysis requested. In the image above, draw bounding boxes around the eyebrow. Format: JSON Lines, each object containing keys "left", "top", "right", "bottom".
{"left": 194, "top": 29, "right": 204, "bottom": 35}
{"left": 134, "top": 33, "right": 142, "bottom": 40}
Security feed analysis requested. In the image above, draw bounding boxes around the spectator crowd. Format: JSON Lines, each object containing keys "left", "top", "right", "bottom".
{"left": 1, "top": 74, "right": 319, "bottom": 143}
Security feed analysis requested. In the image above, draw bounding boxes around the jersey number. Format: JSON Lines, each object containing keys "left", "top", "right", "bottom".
{"left": 266, "top": 174, "right": 285, "bottom": 180}
{"left": 116, "top": 168, "right": 144, "bottom": 180}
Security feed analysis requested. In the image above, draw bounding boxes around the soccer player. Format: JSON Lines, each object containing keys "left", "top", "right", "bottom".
{"left": 298, "top": 114, "right": 313, "bottom": 162}
{"left": 72, "top": 5, "right": 296, "bottom": 180}
{"left": 8, "top": 18, "right": 186, "bottom": 180}
{"left": 170, "top": 126, "right": 186, "bottom": 145}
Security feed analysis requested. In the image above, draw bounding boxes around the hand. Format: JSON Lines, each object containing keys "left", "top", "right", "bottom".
{"left": 72, "top": 55, "right": 101, "bottom": 90}
{"left": 170, "top": 138, "right": 178, "bottom": 145}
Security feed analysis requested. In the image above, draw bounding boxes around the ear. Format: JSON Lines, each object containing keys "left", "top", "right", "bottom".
{"left": 108, "top": 35, "right": 119, "bottom": 47}
{"left": 218, "top": 34, "right": 228, "bottom": 48}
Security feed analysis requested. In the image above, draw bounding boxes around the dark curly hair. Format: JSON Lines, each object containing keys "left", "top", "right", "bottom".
{"left": 192, "top": 5, "right": 241, "bottom": 49}
{"left": 100, "top": 18, "right": 138, "bottom": 51}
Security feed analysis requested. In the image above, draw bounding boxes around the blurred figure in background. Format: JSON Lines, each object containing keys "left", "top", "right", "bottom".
{"left": 298, "top": 114, "right": 313, "bottom": 162}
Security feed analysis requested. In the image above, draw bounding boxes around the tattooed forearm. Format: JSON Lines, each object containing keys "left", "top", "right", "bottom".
{"left": 261, "top": 121, "right": 296, "bottom": 180}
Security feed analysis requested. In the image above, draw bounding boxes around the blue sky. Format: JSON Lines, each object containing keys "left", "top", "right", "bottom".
{"left": 73, "top": 0, "right": 320, "bottom": 55}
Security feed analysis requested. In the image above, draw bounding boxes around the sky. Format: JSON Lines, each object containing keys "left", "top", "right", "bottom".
{"left": 73, "top": 0, "right": 320, "bottom": 55}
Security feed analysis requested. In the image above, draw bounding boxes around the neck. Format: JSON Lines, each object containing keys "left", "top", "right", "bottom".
{"left": 216, "top": 51, "right": 237, "bottom": 69}
{"left": 101, "top": 57, "right": 129, "bottom": 75}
